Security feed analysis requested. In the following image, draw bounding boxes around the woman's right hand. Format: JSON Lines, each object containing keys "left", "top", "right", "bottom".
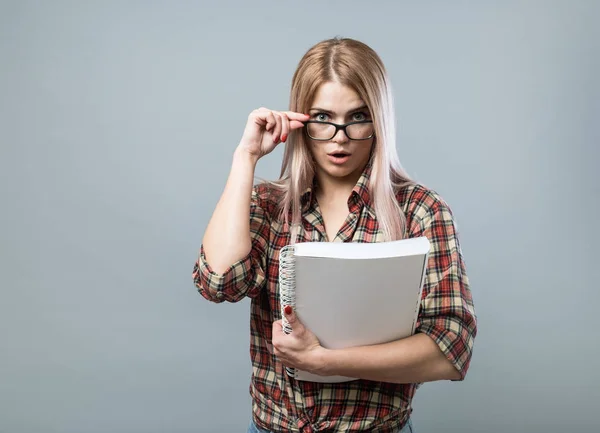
{"left": 237, "top": 108, "right": 310, "bottom": 161}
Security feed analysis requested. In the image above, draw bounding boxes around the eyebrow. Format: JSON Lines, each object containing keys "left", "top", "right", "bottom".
{"left": 309, "top": 105, "right": 369, "bottom": 115}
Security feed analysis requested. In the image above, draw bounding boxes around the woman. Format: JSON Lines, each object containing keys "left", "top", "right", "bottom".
{"left": 193, "top": 37, "right": 477, "bottom": 433}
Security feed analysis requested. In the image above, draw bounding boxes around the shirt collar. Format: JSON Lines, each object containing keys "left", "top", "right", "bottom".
{"left": 350, "top": 159, "right": 373, "bottom": 213}
{"left": 300, "top": 181, "right": 316, "bottom": 213}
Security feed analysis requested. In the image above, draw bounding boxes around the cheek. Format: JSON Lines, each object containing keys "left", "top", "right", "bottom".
{"left": 309, "top": 142, "right": 325, "bottom": 158}
{"left": 356, "top": 140, "right": 374, "bottom": 159}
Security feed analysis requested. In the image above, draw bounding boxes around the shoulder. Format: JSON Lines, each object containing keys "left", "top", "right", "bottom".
{"left": 395, "top": 182, "right": 456, "bottom": 237}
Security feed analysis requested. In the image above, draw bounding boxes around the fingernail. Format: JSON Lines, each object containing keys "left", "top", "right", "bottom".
{"left": 284, "top": 305, "right": 292, "bottom": 315}
{"left": 281, "top": 134, "right": 287, "bottom": 142}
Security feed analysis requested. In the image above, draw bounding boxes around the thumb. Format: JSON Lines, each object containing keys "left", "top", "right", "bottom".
{"left": 283, "top": 305, "right": 298, "bottom": 325}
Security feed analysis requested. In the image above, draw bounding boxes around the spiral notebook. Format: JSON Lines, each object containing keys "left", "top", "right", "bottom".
{"left": 278, "top": 236, "right": 430, "bottom": 383}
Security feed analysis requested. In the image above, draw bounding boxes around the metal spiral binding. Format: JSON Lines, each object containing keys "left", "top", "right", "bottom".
{"left": 279, "top": 244, "right": 298, "bottom": 378}
{"left": 279, "top": 244, "right": 296, "bottom": 336}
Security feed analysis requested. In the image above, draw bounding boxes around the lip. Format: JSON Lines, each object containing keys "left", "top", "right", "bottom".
{"left": 327, "top": 151, "right": 351, "bottom": 156}
{"left": 327, "top": 153, "right": 351, "bottom": 165}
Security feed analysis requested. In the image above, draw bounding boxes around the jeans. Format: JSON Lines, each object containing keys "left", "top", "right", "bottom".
{"left": 247, "top": 418, "right": 414, "bottom": 433}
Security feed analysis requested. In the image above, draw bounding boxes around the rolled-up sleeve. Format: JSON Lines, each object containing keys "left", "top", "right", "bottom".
{"left": 192, "top": 190, "right": 269, "bottom": 303}
{"left": 413, "top": 195, "right": 477, "bottom": 380}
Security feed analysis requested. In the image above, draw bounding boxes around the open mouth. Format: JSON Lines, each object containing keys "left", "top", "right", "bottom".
{"left": 327, "top": 151, "right": 351, "bottom": 164}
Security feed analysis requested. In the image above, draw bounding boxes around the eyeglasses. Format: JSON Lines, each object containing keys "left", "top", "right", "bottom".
{"left": 304, "top": 120, "right": 375, "bottom": 141}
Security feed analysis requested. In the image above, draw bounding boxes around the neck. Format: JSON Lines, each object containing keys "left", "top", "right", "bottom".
{"left": 314, "top": 167, "right": 363, "bottom": 205}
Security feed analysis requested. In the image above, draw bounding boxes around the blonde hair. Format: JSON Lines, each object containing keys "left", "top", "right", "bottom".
{"left": 269, "top": 37, "right": 413, "bottom": 242}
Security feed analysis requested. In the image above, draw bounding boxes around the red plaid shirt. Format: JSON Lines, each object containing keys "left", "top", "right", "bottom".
{"left": 193, "top": 163, "right": 477, "bottom": 432}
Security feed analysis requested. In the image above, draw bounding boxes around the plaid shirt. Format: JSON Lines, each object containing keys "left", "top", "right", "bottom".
{"left": 193, "top": 163, "right": 477, "bottom": 433}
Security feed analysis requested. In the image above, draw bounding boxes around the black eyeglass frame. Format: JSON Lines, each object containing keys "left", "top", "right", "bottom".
{"left": 304, "top": 120, "right": 375, "bottom": 141}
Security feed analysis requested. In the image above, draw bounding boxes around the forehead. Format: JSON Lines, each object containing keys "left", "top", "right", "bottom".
{"left": 310, "top": 81, "right": 364, "bottom": 111}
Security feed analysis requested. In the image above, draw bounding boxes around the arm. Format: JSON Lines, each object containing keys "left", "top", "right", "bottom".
{"left": 412, "top": 196, "right": 477, "bottom": 381}
{"left": 320, "top": 333, "right": 460, "bottom": 383}
{"left": 192, "top": 150, "right": 270, "bottom": 303}
{"left": 193, "top": 108, "right": 309, "bottom": 303}
{"left": 274, "top": 311, "right": 459, "bottom": 383}
{"left": 202, "top": 148, "right": 259, "bottom": 274}
{"left": 273, "top": 193, "right": 477, "bottom": 382}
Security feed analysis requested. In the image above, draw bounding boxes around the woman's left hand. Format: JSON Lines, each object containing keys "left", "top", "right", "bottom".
{"left": 272, "top": 306, "right": 328, "bottom": 375}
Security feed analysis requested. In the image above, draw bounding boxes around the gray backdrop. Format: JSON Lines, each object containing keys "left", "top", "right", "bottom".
{"left": 1, "top": 1, "right": 598, "bottom": 432}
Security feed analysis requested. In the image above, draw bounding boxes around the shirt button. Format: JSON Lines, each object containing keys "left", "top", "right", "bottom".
{"left": 216, "top": 291, "right": 224, "bottom": 299}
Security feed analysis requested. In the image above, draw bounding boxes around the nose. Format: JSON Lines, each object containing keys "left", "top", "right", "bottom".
{"left": 332, "top": 127, "right": 350, "bottom": 143}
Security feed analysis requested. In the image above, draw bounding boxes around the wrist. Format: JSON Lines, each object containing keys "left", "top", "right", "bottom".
{"left": 311, "top": 347, "right": 336, "bottom": 376}
{"left": 233, "top": 145, "right": 260, "bottom": 166}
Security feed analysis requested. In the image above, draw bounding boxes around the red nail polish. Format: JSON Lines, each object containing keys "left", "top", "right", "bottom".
{"left": 284, "top": 305, "right": 292, "bottom": 315}
{"left": 281, "top": 134, "right": 287, "bottom": 142}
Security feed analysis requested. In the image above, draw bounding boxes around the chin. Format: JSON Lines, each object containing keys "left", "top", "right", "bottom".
{"left": 317, "top": 161, "right": 364, "bottom": 179}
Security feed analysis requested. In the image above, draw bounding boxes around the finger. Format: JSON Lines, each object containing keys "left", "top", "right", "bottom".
{"left": 265, "top": 111, "right": 277, "bottom": 132}
{"left": 271, "top": 112, "right": 283, "bottom": 144}
{"left": 274, "top": 320, "right": 287, "bottom": 338}
{"left": 283, "top": 111, "right": 312, "bottom": 121}
{"left": 249, "top": 109, "right": 266, "bottom": 126}
{"left": 279, "top": 112, "right": 290, "bottom": 142}
{"left": 251, "top": 107, "right": 271, "bottom": 118}
{"left": 289, "top": 120, "right": 305, "bottom": 130}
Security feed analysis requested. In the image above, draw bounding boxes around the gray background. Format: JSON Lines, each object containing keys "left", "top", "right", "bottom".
{"left": 1, "top": 1, "right": 598, "bottom": 432}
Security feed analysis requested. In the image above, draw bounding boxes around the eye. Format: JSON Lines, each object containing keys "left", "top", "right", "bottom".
{"left": 352, "top": 111, "right": 369, "bottom": 121}
{"left": 313, "top": 113, "right": 330, "bottom": 122}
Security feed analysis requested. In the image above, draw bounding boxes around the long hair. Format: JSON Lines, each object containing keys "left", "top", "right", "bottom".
{"left": 268, "top": 37, "right": 413, "bottom": 242}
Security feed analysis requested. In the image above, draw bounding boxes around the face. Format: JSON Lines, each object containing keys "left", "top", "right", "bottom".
{"left": 306, "top": 81, "right": 374, "bottom": 186}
